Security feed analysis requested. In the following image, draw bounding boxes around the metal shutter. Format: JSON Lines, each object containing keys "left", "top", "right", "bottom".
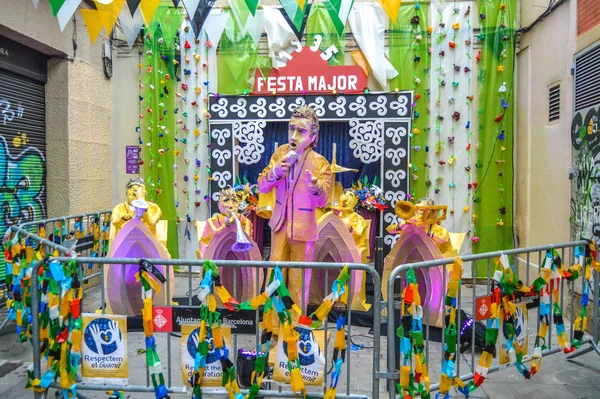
{"left": 574, "top": 42, "right": 600, "bottom": 112}
{"left": 0, "top": 68, "right": 47, "bottom": 288}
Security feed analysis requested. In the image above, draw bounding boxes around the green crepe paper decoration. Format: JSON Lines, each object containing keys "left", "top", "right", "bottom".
{"left": 306, "top": 4, "right": 346, "bottom": 67}
{"left": 389, "top": 3, "right": 431, "bottom": 200}
{"left": 142, "top": 6, "right": 185, "bottom": 259}
{"left": 474, "top": 0, "right": 516, "bottom": 267}
{"left": 49, "top": 0, "right": 67, "bottom": 17}
{"left": 218, "top": 9, "right": 271, "bottom": 94}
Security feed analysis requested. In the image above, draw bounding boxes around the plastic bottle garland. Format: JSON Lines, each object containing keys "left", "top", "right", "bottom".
{"left": 137, "top": 259, "right": 170, "bottom": 399}
{"left": 188, "top": 260, "right": 241, "bottom": 399}
{"left": 438, "top": 257, "right": 464, "bottom": 399}
{"left": 572, "top": 242, "right": 600, "bottom": 348}
{"left": 397, "top": 267, "right": 430, "bottom": 399}
{"left": 32, "top": 259, "right": 83, "bottom": 399}
{"left": 238, "top": 266, "right": 350, "bottom": 399}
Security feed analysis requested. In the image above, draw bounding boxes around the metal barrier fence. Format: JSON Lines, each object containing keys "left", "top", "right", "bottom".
{"left": 11, "top": 225, "right": 382, "bottom": 399}
{"left": 380, "top": 240, "right": 600, "bottom": 398}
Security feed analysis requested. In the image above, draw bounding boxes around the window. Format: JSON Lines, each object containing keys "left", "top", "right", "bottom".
{"left": 549, "top": 84, "right": 560, "bottom": 122}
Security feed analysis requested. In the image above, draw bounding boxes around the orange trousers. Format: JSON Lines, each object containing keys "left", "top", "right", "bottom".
{"left": 269, "top": 227, "right": 315, "bottom": 312}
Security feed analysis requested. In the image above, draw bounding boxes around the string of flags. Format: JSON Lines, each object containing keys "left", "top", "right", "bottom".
{"left": 35, "top": 0, "right": 403, "bottom": 45}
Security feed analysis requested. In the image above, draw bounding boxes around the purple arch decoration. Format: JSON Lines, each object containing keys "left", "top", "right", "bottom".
{"left": 104, "top": 219, "right": 173, "bottom": 316}
{"left": 312, "top": 213, "right": 365, "bottom": 310}
{"left": 199, "top": 225, "right": 260, "bottom": 303}
{"left": 383, "top": 225, "right": 447, "bottom": 328}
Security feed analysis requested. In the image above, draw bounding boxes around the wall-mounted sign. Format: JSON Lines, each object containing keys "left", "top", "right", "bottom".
{"left": 252, "top": 44, "right": 367, "bottom": 95}
{"left": 125, "top": 146, "right": 139, "bottom": 174}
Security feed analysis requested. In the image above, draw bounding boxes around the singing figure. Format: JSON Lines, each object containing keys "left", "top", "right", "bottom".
{"left": 258, "top": 105, "right": 332, "bottom": 309}
{"left": 200, "top": 187, "right": 253, "bottom": 248}
{"left": 110, "top": 178, "right": 162, "bottom": 238}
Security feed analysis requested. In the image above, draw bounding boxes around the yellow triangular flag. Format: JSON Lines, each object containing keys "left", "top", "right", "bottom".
{"left": 351, "top": 50, "right": 371, "bottom": 77}
{"left": 140, "top": 0, "right": 161, "bottom": 27}
{"left": 378, "top": 0, "right": 402, "bottom": 23}
{"left": 95, "top": 0, "right": 126, "bottom": 35}
{"left": 80, "top": 9, "right": 104, "bottom": 44}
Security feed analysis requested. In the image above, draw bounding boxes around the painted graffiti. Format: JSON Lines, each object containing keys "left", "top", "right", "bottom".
{"left": 0, "top": 135, "right": 45, "bottom": 230}
{"left": 570, "top": 105, "right": 600, "bottom": 241}
{"left": 0, "top": 98, "right": 25, "bottom": 126}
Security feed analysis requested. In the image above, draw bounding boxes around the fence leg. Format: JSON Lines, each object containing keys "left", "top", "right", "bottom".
{"left": 567, "top": 270, "right": 600, "bottom": 360}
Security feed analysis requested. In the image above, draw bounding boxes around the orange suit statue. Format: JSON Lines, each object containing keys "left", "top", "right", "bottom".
{"left": 258, "top": 105, "right": 332, "bottom": 310}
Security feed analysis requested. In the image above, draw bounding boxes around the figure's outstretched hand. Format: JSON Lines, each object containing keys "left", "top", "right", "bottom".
{"left": 306, "top": 170, "right": 320, "bottom": 195}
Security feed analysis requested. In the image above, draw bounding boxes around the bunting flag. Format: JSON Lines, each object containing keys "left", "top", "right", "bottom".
{"left": 323, "top": 0, "right": 354, "bottom": 35}
{"left": 126, "top": 0, "right": 142, "bottom": 16}
{"left": 377, "top": 0, "right": 401, "bottom": 22}
{"left": 140, "top": 0, "right": 161, "bottom": 26}
{"left": 229, "top": 0, "right": 251, "bottom": 35}
{"left": 263, "top": 6, "right": 297, "bottom": 68}
{"left": 56, "top": 0, "right": 82, "bottom": 32}
{"left": 189, "top": 0, "right": 217, "bottom": 37}
{"left": 351, "top": 49, "right": 370, "bottom": 77}
{"left": 278, "top": 0, "right": 310, "bottom": 39}
{"left": 182, "top": 0, "right": 201, "bottom": 29}
{"left": 49, "top": 0, "right": 67, "bottom": 17}
{"left": 172, "top": 0, "right": 181, "bottom": 6}
{"left": 245, "top": 9, "right": 266, "bottom": 46}
{"left": 32, "top": 0, "right": 40, "bottom": 8}
{"left": 118, "top": 5, "right": 145, "bottom": 48}
{"left": 96, "top": 0, "right": 126, "bottom": 35}
{"left": 244, "top": 0, "right": 259, "bottom": 16}
{"left": 203, "top": 12, "right": 230, "bottom": 48}
{"left": 348, "top": 2, "right": 397, "bottom": 89}
{"left": 80, "top": 8, "right": 104, "bottom": 44}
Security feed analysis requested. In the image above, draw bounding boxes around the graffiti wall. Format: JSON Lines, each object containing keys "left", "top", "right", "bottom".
{"left": 0, "top": 68, "right": 47, "bottom": 291}
{"left": 570, "top": 105, "right": 600, "bottom": 242}
{"left": 0, "top": 134, "right": 46, "bottom": 229}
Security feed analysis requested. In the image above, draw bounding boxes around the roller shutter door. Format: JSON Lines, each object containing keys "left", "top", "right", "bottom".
{"left": 0, "top": 37, "right": 47, "bottom": 305}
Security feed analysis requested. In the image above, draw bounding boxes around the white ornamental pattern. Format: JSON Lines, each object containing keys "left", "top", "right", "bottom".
{"left": 212, "top": 171, "right": 232, "bottom": 189}
{"left": 212, "top": 149, "right": 231, "bottom": 167}
{"left": 385, "top": 125, "right": 408, "bottom": 146}
{"left": 230, "top": 98, "right": 248, "bottom": 118}
{"left": 211, "top": 97, "right": 229, "bottom": 118}
{"left": 390, "top": 95, "right": 409, "bottom": 116}
{"left": 211, "top": 127, "right": 231, "bottom": 147}
{"left": 233, "top": 121, "right": 266, "bottom": 165}
{"left": 249, "top": 98, "right": 267, "bottom": 118}
{"left": 348, "top": 119, "right": 384, "bottom": 163}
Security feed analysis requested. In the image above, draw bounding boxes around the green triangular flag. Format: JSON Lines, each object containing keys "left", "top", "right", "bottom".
{"left": 244, "top": 0, "right": 259, "bottom": 16}
{"left": 49, "top": 0, "right": 67, "bottom": 17}
{"left": 323, "top": 0, "right": 354, "bottom": 35}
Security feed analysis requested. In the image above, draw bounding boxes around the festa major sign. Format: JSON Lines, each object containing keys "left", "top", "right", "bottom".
{"left": 253, "top": 37, "right": 368, "bottom": 95}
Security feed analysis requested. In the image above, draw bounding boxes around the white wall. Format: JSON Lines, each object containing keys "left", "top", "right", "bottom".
{"left": 516, "top": 0, "right": 576, "bottom": 247}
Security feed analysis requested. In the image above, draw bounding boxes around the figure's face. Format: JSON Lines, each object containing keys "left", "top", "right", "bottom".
{"left": 288, "top": 117, "right": 316, "bottom": 153}
{"left": 338, "top": 192, "right": 358, "bottom": 212}
{"left": 218, "top": 195, "right": 239, "bottom": 216}
{"left": 414, "top": 200, "right": 431, "bottom": 221}
{"left": 126, "top": 184, "right": 145, "bottom": 203}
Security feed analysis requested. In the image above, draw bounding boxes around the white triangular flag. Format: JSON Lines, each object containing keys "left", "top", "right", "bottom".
{"left": 245, "top": 9, "right": 265, "bottom": 46}
{"left": 348, "top": 3, "right": 397, "bottom": 89}
{"left": 57, "top": 0, "right": 83, "bottom": 32}
{"left": 119, "top": 6, "right": 145, "bottom": 49}
{"left": 202, "top": 12, "right": 230, "bottom": 48}
{"left": 32, "top": 0, "right": 40, "bottom": 8}
{"left": 263, "top": 7, "right": 297, "bottom": 68}
{"left": 182, "top": 0, "right": 201, "bottom": 18}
